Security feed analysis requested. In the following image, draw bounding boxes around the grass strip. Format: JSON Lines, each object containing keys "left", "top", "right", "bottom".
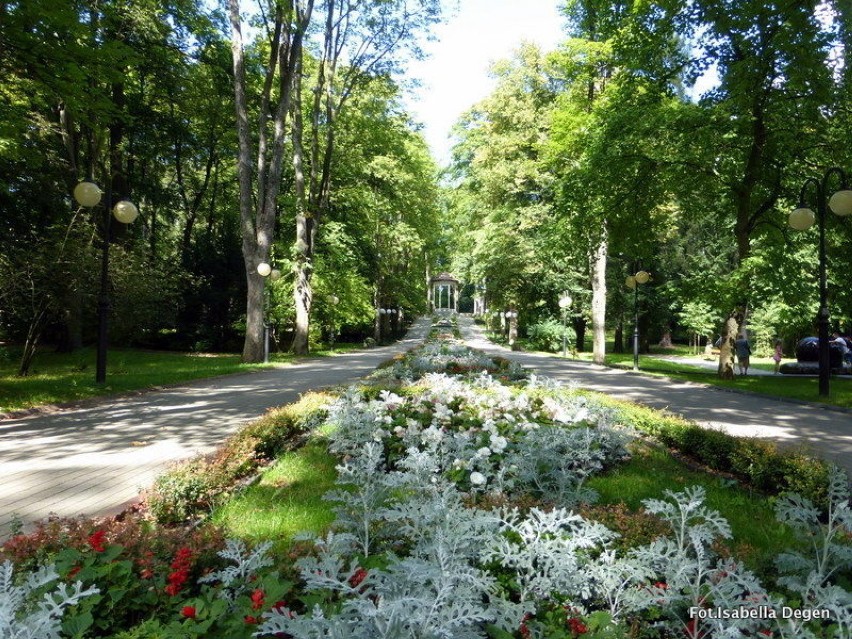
{"left": 586, "top": 441, "right": 796, "bottom": 576}
{"left": 212, "top": 440, "right": 338, "bottom": 549}
{"left": 0, "top": 344, "right": 362, "bottom": 414}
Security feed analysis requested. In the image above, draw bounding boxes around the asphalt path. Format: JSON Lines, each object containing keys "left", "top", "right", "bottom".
{"left": 0, "top": 319, "right": 430, "bottom": 538}
{"left": 459, "top": 317, "right": 852, "bottom": 479}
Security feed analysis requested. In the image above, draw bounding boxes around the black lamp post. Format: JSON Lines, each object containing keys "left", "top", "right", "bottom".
{"left": 625, "top": 270, "right": 650, "bottom": 371}
{"left": 788, "top": 168, "right": 852, "bottom": 397}
{"left": 73, "top": 181, "right": 138, "bottom": 384}
{"left": 256, "top": 262, "right": 281, "bottom": 363}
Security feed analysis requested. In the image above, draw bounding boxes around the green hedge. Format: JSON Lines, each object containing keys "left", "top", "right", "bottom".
{"left": 590, "top": 393, "right": 832, "bottom": 508}
{"left": 147, "top": 391, "right": 332, "bottom": 525}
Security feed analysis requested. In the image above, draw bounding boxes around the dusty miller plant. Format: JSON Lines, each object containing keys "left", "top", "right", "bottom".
{"left": 636, "top": 486, "right": 768, "bottom": 638}
{"left": 504, "top": 424, "right": 628, "bottom": 506}
{"left": 323, "top": 441, "right": 408, "bottom": 557}
{"left": 772, "top": 466, "right": 852, "bottom": 637}
{"left": 0, "top": 560, "right": 99, "bottom": 639}
{"left": 261, "top": 484, "right": 525, "bottom": 639}
{"left": 775, "top": 466, "right": 852, "bottom": 595}
{"left": 197, "top": 538, "right": 273, "bottom": 602}
{"left": 483, "top": 506, "right": 618, "bottom": 604}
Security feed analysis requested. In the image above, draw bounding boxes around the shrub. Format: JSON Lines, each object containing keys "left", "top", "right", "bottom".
{"left": 147, "top": 392, "right": 332, "bottom": 524}
{"left": 526, "top": 317, "right": 575, "bottom": 353}
{"left": 589, "top": 393, "right": 832, "bottom": 508}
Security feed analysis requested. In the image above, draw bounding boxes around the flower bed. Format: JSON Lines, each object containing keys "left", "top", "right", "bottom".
{"left": 3, "top": 337, "right": 851, "bottom": 638}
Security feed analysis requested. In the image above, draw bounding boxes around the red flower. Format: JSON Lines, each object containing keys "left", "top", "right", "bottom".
{"left": 140, "top": 568, "right": 154, "bottom": 580}
{"left": 244, "top": 615, "right": 260, "bottom": 624}
{"left": 67, "top": 565, "right": 81, "bottom": 579}
{"left": 250, "top": 588, "right": 266, "bottom": 611}
{"left": 181, "top": 605, "right": 197, "bottom": 619}
{"left": 567, "top": 616, "right": 588, "bottom": 635}
{"left": 519, "top": 613, "right": 533, "bottom": 639}
{"left": 654, "top": 581, "right": 668, "bottom": 589}
{"left": 87, "top": 529, "right": 107, "bottom": 552}
{"left": 164, "top": 547, "right": 194, "bottom": 597}
{"left": 348, "top": 567, "right": 368, "bottom": 588}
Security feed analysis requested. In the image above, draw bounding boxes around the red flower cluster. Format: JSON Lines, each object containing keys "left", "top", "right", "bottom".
{"left": 250, "top": 588, "right": 266, "bottom": 611}
{"left": 181, "top": 605, "right": 197, "bottom": 619}
{"left": 244, "top": 615, "right": 260, "bottom": 624}
{"left": 87, "top": 529, "right": 107, "bottom": 552}
{"left": 164, "top": 547, "right": 193, "bottom": 596}
{"left": 348, "top": 567, "right": 368, "bottom": 588}
{"left": 519, "top": 612, "right": 533, "bottom": 639}
{"left": 567, "top": 615, "right": 588, "bottom": 635}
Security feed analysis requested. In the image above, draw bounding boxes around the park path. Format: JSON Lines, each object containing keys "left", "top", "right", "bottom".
{"left": 0, "top": 320, "right": 430, "bottom": 538}
{"left": 458, "top": 317, "right": 852, "bottom": 479}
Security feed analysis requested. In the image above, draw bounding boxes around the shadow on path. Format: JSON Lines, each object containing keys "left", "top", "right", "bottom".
{"left": 0, "top": 320, "right": 429, "bottom": 537}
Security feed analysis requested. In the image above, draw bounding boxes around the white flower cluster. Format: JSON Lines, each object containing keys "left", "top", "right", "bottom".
{"left": 259, "top": 341, "right": 852, "bottom": 639}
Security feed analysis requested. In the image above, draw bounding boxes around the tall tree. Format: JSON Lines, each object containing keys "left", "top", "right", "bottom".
{"left": 289, "top": 0, "right": 441, "bottom": 354}
{"left": 228, "top": 0, "right": 313, "bottom": 362}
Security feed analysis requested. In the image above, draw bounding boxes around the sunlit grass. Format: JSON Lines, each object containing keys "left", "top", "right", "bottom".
{"left": 588, "top": 441, "right": 797, "bottom": 576}
{"left": 0, "top": 341, "right": 365, "bottom": 413}
{"left": 212, "top": 441, "right": 338, "bottom": 549}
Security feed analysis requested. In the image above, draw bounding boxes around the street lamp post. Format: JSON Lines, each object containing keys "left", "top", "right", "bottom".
{"left": 73, "top": 181, "right": 138, "bottom": 384}
{"left": 558, "top": 293, "right": 572, "bottom": 358}
{"left": 625, "top": 270, "right": 650, "bottom": 372}
{"left": 256, "top": 263, "right": 281, "bottom": 363}
{"left": 788, "top": 168, "right": 852, "bottom": 397}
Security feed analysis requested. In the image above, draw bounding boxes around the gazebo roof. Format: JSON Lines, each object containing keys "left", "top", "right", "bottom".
{"left": 431, "top": 272, "right": 459, "bottom": 283}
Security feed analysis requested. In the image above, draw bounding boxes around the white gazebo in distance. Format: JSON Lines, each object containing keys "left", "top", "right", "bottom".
{"left": 430, "top": 272, "right": 460, "bottom": 313}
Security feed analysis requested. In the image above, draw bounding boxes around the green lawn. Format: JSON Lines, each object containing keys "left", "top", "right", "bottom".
{"left": 0, "top": 342, "right": 359, "bottom": 413}
{"left": 587, "top": 442, "right": 797, "bottom": 576}
{"left": 597, "top": 350, "right": 852, "bottom": 408}
{"left": 212, "top": 440, "right": 338, "bottom": 549}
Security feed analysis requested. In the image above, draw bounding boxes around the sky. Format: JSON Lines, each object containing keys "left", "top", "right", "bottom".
{"left": 402, "top": 0, "right": 567, "bottom": 166}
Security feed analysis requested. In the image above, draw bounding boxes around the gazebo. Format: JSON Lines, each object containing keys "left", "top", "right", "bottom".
{"left": 430, "top": 272, "right": 460, "bottom": 312}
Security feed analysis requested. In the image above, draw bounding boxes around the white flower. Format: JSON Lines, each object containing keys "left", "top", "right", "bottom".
{"left": 476, "top": 446, "right": 492, "bottom": 458}
{"left": 572, "top": 407, "right": 590, "bottom": 423}
{"left": 490, "top": 435, "right": 508, "bottom": 453}
{"left": 469, "top": 471, "right": 487, "bottom": 486}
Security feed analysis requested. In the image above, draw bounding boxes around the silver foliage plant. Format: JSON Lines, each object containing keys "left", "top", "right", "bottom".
{"left": 197, "top": 538, "right": 274, "bottom": 602}
{"left": 0, "top": 560, "right": 99, "bottom": 639}
{"left": 257, "top": 356, "right": 852, "bottom": 638}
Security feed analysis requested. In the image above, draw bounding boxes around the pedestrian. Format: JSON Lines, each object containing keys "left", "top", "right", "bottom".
{"left": 734, "top": 333, "right": 752, "bottom": 376}
{"left": 772, "top": 339, "right": 783, "bottom": 374}
{"left": 832, "top": 332, "right": 850, "bottom": 368}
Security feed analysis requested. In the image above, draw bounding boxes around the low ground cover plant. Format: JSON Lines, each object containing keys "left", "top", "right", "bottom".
{"left": 3, "top": 337, "right": 850, "bottom": 638}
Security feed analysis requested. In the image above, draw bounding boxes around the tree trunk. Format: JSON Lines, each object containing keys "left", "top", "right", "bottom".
{"left": 591, "top": 236, "right": 607, "bottom": 364}
{"left": 573, "top": 316, "right": 587, "bottom": 352}
{"left": 717, "top": 315, "right": 739, "bottom": 380}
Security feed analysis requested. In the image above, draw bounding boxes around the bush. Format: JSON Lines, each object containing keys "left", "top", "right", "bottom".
{"left": 590, "top": 393, "right": 832, "bottom": 508}
{"left": 147, "top": 392, "right": 332, "bottom": 524}
{"left": 526, "top": 318, "right": 576, "bottom": 353}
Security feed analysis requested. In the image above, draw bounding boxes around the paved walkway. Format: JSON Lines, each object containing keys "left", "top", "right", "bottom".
{"left": 0, "top": 320, "right": 431, "bottom": 538}
{"left": 459, "top": 317, "right": 852, "bottom": 479}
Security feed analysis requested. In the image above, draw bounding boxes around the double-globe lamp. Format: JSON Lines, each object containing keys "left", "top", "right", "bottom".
{"left": 787, "top": 169, "right": 852, "bottom": 397}
{"left": 73, "top": 181, "right": 138, "bottom": 384}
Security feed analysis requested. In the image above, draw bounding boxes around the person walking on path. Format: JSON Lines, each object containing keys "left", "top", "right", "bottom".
{"left": 735, "top": 334, "right": 752, "bottom": 376}
{"left": 773, "top": 339, "right": 783, "bottom": 374}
